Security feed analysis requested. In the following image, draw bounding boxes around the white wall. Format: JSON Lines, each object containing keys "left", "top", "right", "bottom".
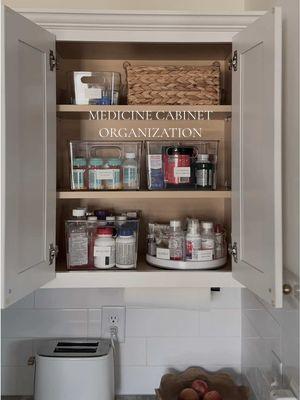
{"left": 242, "top": 0, "right": 300, "bottom": 398}
{"left": 3, "top": 0, "right": 245, "bottom": 11}
{"left": 1, "top": 288, "right": 242, "bottom": 395}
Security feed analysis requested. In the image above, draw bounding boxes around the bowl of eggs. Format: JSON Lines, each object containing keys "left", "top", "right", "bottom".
{"left": 155, "top": 367, "right": 248, "bottom": 400}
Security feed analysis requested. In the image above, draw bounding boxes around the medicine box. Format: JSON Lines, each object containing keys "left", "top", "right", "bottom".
{"left": 68, "top": 71, "right": 121, "bottom": 105}
{"left": 69, "top": 141, "right": 142, "bottom": 191}
{"left": 146, "top": 140, "right": 219, "bottom": 190}
{"left": 65, "top": 218, "right": 139, "bottom": 271}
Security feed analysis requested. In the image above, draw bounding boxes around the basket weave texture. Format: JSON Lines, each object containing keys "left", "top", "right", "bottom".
{"left": 124, "top": 62, "right": 221, "bottom": 105}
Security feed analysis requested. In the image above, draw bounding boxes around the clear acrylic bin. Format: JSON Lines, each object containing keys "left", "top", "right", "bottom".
{"left": 69, "top": 141, "right": 142, "bottom": 191}
{"left": 68, "top": 71, "right": 121, "bottom": 105}
{"left": 66, "top": 218, "right": 139, "bottom": 270}
{"left": 146, "top": 141, "right": 219, "bottom": 190}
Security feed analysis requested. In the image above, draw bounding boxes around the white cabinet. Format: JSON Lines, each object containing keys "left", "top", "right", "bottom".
{"left": 231, "top": 8, "right": 283, "bottom": 307}
{"left": 0, "top": 6, "right": 283, "bottom": 308}
{"left": 1, "top": 6, "right": 56, "bottom": 307}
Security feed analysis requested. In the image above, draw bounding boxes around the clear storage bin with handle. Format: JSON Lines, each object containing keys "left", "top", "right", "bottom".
{"left": 66, "top": 217, "right": 139, "bottom": 270}
{"left": 68, "top": 71, "right": 121, "bottom": 105}
{"left": 146, "top": 140, "right": 219, "bottom": 190}
{"left": 69, "top": 141, "right": 142, "bottom": 191}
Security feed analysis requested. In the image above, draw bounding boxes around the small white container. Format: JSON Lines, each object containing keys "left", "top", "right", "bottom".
{"left": 116, "top": 228, "right": 136, "bottom": 269}
{"left": 94, "top": 227, "right": 116, "bottom": 269}
{"left": 122, "top": 152, "right": 138, "bottom": 189}
{"left": 185, "top": 219, "right": 201, "bottom": 261}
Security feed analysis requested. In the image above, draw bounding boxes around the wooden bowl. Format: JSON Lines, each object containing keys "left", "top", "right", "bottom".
{"left": 155, "top": 367, "right": 249, "bottom": 400}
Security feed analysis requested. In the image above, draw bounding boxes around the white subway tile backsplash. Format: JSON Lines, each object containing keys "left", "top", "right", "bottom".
{"left": 147, "top": 337, "right": 241, "bottom": 366}
{"left": 199, "top": 309, "right": 241, "bottom": 337}
{"left": 87, "top": 309, "right": 102, "bottom": 337}
{"left": 1, "top": 339, "right": 33, "bottom": 366}
{"left": 1, "top": 366, "right": 34, "bottom": 395}
{"left": 117, "top": 338, "right": 147, "bottom": 366}
{"left": 34, "top": 288, "right": 124, "bottom": 308}
{"left": 2, "top": 309, "right": 88, "bottom": 338}
{"left": 1, "top": 288, "right": 243, "bottom": 396}
{"left": 116, "top": 366, "right": 168, "bottom": 395}
{"left": 126, "top": 308, "right": 199, "bottom": 337}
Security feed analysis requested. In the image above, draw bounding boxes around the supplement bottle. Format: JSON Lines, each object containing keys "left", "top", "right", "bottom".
{"left": 195, "top": 154, "right": 214, "bottom": 190}
{"left": 214, "top": 224, "right": 225, "bottom": 259}
{"left": 94, "top": 227, "right": 116, "bottom": 269}
{"left": 87, "top": 215, "right": 98, "bottom": 267}
{"left": 169, "top": 220, "right": 185, "bottom": 261}
{"left": 147, "top": 223, "right": 156, "bottom": 256}
{"left": 105, "top": 215, "right": 116, "bottom": 226}
{"left": 88, "top": 157, "right": 104, "bottom": 190}
{"left": 72, "top": 157, "right": 87, "bottom": 190}
{"left": 200, "top": 221, "right": 215, "bottom": 258}
{"left": 123, "top": 153, "right": 138, "bottom": 189}
{"left": 116, "top": 215, "right": 127, "bottom": 227}
{"left": 116, "top": 228, "right": 136, "bottom": 269}
{"left": 186, "top": 219, "right": 201, "bottom": 261}
{"left": 105, "top": 158, "right": 122, "bottom": 190}
{"left": 68, "top": 208, "right": 88, "bottom": 268}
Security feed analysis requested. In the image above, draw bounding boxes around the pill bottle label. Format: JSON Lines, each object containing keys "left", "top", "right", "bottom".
{"left": 89, "top": 170, "right": 103, "bottom": 190}
{"left": 196, "top": 169, "right": 213, "bottom": 188}
{"left": 94, "top": 245, "right": 115, "bottom": 268}
{"left": 186, "top": 237, "right": 201, "bottom": 260}
{"left": 201, "top": 238, "right": 215, "bottom": 250}
{"left": 72, "top": 170, "right": 85, "bottom": 190}
{"left": 116, "top": 241, "right": 135, "bottom": 266}
{"left": 69, "top": 233, "right": 88, "bottom": 266}
{"left": 156, "top": 248, "right": 170, "bottom": 260}
{"left": 123, "top": 166, "right": 137, "bottom": 186}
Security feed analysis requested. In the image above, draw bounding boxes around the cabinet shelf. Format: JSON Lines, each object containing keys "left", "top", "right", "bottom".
{"left": 44, "top": 261, "right": 242, "bottom": 289}
{"left": 57, "top": 190, "right": 231, "bottom": 200}
{"left": 57, "top": 104, "right": 232, "bottom": 114}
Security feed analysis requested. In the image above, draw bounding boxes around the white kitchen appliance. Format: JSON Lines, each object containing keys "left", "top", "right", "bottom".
{"left": 34, "top": 339, "right": 114, "bottom": 400}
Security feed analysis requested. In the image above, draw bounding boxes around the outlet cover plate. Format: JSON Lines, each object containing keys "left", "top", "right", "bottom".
{"left": 101, "top": 306, "right": 126, "bottom": 342}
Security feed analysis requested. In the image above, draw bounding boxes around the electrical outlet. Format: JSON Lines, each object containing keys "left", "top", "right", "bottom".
{"left": 101, "top": 306, "right": 126, "bottom": 342}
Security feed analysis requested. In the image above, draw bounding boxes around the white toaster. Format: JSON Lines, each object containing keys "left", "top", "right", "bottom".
{"left": 34, "top": 339, "right": 114, "bottom": 400}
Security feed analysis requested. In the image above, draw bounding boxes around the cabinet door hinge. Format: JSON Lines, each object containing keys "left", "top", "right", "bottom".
{"left": 229, "top": 242, "right": 238, "bottom": 263}
{"left": 229, "top": 50, "right": 238, "bottom": 72}
{"left": 49, "top": 243, "right": 59, "bottom": 265}
{"left": 49, "top": 50, "right": 57, "bottom": 71}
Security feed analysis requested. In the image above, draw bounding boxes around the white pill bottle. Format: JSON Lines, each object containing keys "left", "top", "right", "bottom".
{"left": 116, "top": 228, "right": 136, "bottom": 269}
{"left": 94, "top": 227, "right": 116, "bottom": 269}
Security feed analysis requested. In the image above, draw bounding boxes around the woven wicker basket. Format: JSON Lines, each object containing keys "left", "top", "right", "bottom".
{"left": 124, "top": 62, "right": 221, "bottom": 105}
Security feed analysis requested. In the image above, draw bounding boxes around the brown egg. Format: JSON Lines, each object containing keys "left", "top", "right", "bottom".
{"left": 191, "top": 379, "right": 209, "bottom": 396}
{"left": 203, "top": 390, "right": 223, "bottom": 400}
{"left": 178, "top": 388, "right": 199, "bottom": 400}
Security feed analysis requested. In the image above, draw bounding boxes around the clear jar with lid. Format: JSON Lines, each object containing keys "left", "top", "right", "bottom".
{"left": 71, "top": 157, "right": 87, "bottom": 190}
{"left": 88, "top": 157, "right": 104, "bottom": 190}
{"left": 169, "top": 220, "right": 185, "bottom": 261}
{"left": 122, "top": 153, "right": 138, "bottom": 189}
{"left": 104, "top": 158, "right": 123, "bottom": 190}
{"left": 186, "top": 219, "right": 201, "bottom": 261}
{"left": 195, "top": 154, "right": 214, "bottom": 190}
{"left": 200, "top": 221, "right": 215, "bottom": 255}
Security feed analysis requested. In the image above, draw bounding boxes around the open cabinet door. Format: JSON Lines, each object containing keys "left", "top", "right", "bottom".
{"left": 1, "top": 6, "right": 56, "bottom": 307}
{"left": 232, "top": 8, "right": 282, "bottom": 307}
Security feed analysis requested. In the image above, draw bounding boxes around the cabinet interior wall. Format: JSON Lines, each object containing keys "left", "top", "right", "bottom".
{"left": 56, "top": 41, "right": 232, "bottom": 271}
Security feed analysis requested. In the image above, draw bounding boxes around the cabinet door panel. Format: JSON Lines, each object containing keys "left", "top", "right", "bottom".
{"left": 1, "top": 6, "right": 56, "bottom": 307}
{"left": 232, "top": 8, "right": 282, "bottom": 307}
